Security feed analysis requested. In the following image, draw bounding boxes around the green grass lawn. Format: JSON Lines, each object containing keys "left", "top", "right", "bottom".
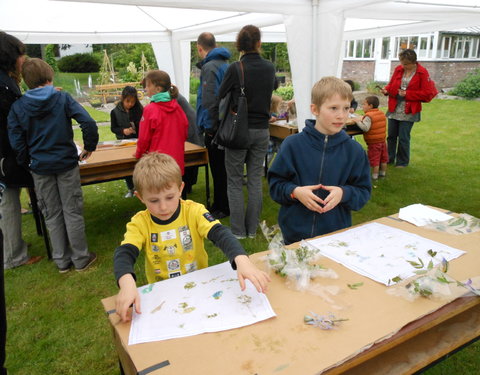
{"left": 5, "top": 99, "right": 480, "bottom": 374}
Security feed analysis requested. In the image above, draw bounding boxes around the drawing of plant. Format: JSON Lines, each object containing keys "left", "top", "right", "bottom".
{"left": 175, "top": 302, "right": 196, "bottom": 314}
{"left": 184, "top": 281, "right": 196, "bottom": 290}
{"left": 206, "top": 313, "right": 218, "bottom": 319}
{"left": 212, "top": 291, "right": 223, "bottom": 300}
{"left": 141, "top": 284, "right": 154, "bottom": 294}
{"left": 237, "top": 294, "right": 256, "bottom": 317}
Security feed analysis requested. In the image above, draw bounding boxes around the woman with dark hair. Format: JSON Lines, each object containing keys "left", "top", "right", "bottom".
{"left": 0, "top": 32, "right": 42, "bottom": 270}
{"left": 382, "top": 49, "right": 436, "bottom": 167}
{"left": 215, "top": 25, "right": 277, "bottom": 239}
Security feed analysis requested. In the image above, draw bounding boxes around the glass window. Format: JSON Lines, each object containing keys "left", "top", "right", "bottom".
{"left": 348, "top": 40, "right": 354, "bottom": 57}
{"left": 409, "top": 36, "right": 418, "bottom": 50}
{"left": 381, "top": 37, "right": 390, "bottom": 59}
{"left": 364, "top": 39, "right": 372, "bottom": 58}
{"left": 464, "top": 37, "right": 471, "bottom": 58}
{"left": 442, "top": 37, "right": 451, "bottom": 58}
{"left": 355, "top": 40, "right": 363, "bottom": 58}
{"left": 419, "top": 37, "right": 428, "bottom": 58}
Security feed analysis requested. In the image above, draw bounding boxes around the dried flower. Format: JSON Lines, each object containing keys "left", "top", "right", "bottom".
{"left": 304, "top": 312, "right": 348, "bottom": 330}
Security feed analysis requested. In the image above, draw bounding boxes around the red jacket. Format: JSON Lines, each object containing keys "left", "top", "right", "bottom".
{"left": 385, "top": 63, "right": 435, "bottom": 115}
{"left": 136, "top": 99, "right": 188, "bottom": 174}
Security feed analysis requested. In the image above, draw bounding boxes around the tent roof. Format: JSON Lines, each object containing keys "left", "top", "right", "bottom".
{"left": 2, "top": 0, "right": 480, "bottom": 44}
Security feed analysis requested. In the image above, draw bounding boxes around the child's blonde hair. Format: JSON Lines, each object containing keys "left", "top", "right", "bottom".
{"left": 133, "top": 153, "right": 182, "bottom": 195}
{"left": 270, "top": 94, "right": 282, "bottom": 114}
{"left": 311, "top": 76, "right": 353, "bottom": 108}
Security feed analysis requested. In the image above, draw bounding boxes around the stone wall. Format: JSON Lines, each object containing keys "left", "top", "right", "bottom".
{"left": 342, "top": 60, "right": 479, "bottom": 90}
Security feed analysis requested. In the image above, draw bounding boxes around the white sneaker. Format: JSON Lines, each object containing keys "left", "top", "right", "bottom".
{"left": 124, "top": 190, "right": 134, "bottom": 198}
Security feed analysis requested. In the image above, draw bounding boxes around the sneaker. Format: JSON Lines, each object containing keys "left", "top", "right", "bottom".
{"left": 233, "top": 234, "right": 246, "bottom": 240}
{"left": 124, "top": 190, "right": 134, "bottom": 198}
{"left": 76, "top": 253, "right": 97, "bottom": 272}
{"left": 58, "top": 262, "right": 73, "bottom": 274}
{"left": 248, "top": 234, "right": 256, "bottom": 239}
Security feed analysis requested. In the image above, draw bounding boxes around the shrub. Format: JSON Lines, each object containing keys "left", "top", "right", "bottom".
{"left": 58, "top": 53, "right": 100, "bottom": 73}
{"left": 449, "top": 69, "right": 480, "bottom": 98}
{"left": 190, "top": 77, "right": 200, "bottom": 95}
{"left": 274, "top": 84, "right": 294, "bottom": 101}
{"left": 366, "top": 81, "right": 388, "bottom": 94}
{"left": 44, "top": 44, "right": 58, "bottom": 72}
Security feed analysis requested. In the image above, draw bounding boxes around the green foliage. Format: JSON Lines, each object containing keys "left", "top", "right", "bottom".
{"left": 274, "top": 84, "right": 294, "bottom": 101}
{"left": 44, "top": 44, "right": 58, "bottom": 72}
{"left": 58, "top": 53, "right": 100, "bottom": 73}
{"left": 51, "top": 72, "right": 100, "bottom": 97}
{"left": 449, "top": 68, "right": 480, "bottom": 98}
{"left": 92, "top": 44, "right": 157, "bottom": 73}
{"left": 366, "top": 81, "right": 388, "bottom": 94}
{"left": 190, "top": 76, "right": 200, "bottom": 95}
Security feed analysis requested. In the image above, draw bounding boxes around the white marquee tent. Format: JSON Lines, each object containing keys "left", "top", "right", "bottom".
{"left": 2, "top": 0, "right": 480, "bottom": 126}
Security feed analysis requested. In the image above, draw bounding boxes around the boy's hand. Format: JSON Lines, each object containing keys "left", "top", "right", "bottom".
{"left": 293, "top": 185, "right": 326, "bottom": 213}
{"left": 116, "top": 274, "right": 141, "bottom": 323}
{"left": 234, "top": 255, "right": 271, "bottom": 293}
{"left": 318, "top": 185, "right": 343, "bottom": 213}
{"left": 78, "top": 150, "right": 92, "bottom": 161}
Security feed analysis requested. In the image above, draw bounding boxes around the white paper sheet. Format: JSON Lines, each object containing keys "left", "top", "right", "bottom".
{"left": 306, "top": 223, "right": 465, "bottom": 286}
{"left": 128, "top": 262, "right": 276, "bottom": 345}
{"left": 398, "top": 204, "right": 454, "bottom": 226}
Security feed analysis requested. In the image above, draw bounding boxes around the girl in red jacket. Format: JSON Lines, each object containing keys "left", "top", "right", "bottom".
{"left": 136, "top": 71, "right": 188, "bottom": 174}
{"left": 381, "top": 49, "right": 436, "bottom": 167}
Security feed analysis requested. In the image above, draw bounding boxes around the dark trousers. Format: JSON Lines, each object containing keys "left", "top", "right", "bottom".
{"left": 204, "top": 133, "right": 229, "bottom": 214}
{"left": 1, "top": 230, "right": 7, "bottom": 375}
{"left": 387, "top": 118, "right": 414, "bottom": 167}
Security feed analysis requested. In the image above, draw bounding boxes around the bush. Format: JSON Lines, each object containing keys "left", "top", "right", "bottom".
{"left": 366, "top": 81, "right": 388, "bottom": 94}
{"left": 190, "top": 77, "right": 200, "bottom": 95}
{"left": 274, "top": 84, "right": 294, "bottom": 101}
{"left": 44, "top": 44, "right": 58, "bottom": 72}
{"left": 449, "top": 69, "right": 480, "bottom": 98}
{"left": 58, "top": 53, "right": 100, "bottom": 73}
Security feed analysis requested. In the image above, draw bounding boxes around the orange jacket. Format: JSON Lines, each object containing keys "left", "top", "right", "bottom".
{"left": 362, "top": 108, "right": 386, "bottom": 145}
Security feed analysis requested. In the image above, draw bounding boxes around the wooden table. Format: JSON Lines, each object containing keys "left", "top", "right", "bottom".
{"left": 79, "top": 141, "right": 210, "bottom": 207}
{"left": 269, "top": 121, "right": 298, "bottom": 139}
{"left": 101, "top": 208, "right": 480, "bottom": 375}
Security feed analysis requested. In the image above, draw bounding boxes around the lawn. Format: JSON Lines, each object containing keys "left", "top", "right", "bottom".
{"left": 4, "top": 99, "right": 480, "bottom": 374}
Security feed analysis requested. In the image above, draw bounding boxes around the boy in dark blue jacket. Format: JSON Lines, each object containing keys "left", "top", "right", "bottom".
{"left": 268, "top": 77, "right": 371, "bottom": 245}
{"left": 8, "top": 58, "right": 98, "bottom": 272}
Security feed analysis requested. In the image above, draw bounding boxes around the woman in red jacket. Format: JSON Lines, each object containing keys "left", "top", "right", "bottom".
{"left": 381, "top": 49, "right": 436, "bottom": 167}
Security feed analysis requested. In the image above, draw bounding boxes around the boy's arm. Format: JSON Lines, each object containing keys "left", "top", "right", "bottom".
{"left": 352, "top": 116, "right": 371, "bottom": 132}
{"left": 66, "top": 93, "right": 99, "bottom": 152}
{"left": 135, "top": 110, "right": 151, "bottom": 159}
{"left": 267, "top": 141, "right": 299, "bottom": 205}
{"left": 339, "top": 149, "right": 372, "bottom": 211}
{"left": 114, "top": 244, "right": 141, "bottom": 322}
{"left": 207, "top": 224, "right": 270, "bottom": 292}
{"left": 110, "top": 109, "right": 124, "bottom": 138}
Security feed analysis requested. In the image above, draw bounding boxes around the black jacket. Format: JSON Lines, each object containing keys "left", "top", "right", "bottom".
{"left": 110, "top": 101, "right": 143, "bottom": 140}
{"left": 0, "top": 70, "right": 33, "bottom": 188}
{"left": 216, "top": 52, "right": 277, "bottom": 129}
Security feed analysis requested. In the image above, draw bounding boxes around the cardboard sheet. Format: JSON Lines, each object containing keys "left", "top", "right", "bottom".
{"left": 101, "top": 210, "right": 480, "bottom": 375}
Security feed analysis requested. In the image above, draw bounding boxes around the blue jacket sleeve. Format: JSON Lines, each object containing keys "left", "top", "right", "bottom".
{"left": 65, "top": 93, "right": 99, "bottom": 151}
{"left": 267, "top": 139, "right": 299, "bottom": 205}
{"left": 339, "top": 147, "right": 371, "bottom": 211}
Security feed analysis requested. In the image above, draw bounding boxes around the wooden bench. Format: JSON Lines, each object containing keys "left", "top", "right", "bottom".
{"left": 94, "top": 82, "right": 144, "bottom": 103}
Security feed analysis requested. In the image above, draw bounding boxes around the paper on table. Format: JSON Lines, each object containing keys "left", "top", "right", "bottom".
{"left": 306, "top": 223, "right": 465, "bottom": 286}
{"left": 399, "top": 204, "right": 454, "bottom": 226}
{"left": 128, "top": 262, "right": 276, "bottom": 345}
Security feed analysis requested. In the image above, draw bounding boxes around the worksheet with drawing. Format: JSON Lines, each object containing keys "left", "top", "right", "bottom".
{"left": 128, "top": 262, "right": 276, "bottom": 345}
{"left": 306, "top": 222, "right": 466, "bottom": 285}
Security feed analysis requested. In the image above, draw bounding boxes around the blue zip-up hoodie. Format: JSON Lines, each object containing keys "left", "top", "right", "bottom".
{"left": 196, "top": 47, "right": 231, "bottom": 133}
{"left": 268, "top": 119, "right": 371, "bottom": 245}
{"left": 8, "top": 85, "right": 98, "bottom": 175}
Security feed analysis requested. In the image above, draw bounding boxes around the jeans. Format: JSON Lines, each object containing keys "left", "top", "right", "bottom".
{"left": 32, "top": 166, "right": 90, "bottom": 269}
{"left": 0, "top": 187, "right": 28, "bottom": 269}
{"left": 387, "top": 118, "right": 414, "bottom": 167}
{"left": 225, "top": 128, "right": 269, "bottom": 237}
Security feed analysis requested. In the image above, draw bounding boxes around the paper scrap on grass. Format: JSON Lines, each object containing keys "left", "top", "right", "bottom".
{"left": 305, "top": 223, "right": 465, "bottom": 286}
{"left": 398, "top": 204, "right": 454, "bottom": 226}
{"left": 128, "top": 262, "right": 275, "bottom": 345}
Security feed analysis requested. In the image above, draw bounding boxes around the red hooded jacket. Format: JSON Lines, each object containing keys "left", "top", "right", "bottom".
{"left": 136, "top": 99, "right": 188, "bottom": 174}
{"left": 384, "top": 63, "right": 436, "bottom": 115}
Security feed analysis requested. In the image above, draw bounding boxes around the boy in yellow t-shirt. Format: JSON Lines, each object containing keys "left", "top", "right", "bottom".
{"left": 114, "top": 152, "right": 270, "bottom": 322}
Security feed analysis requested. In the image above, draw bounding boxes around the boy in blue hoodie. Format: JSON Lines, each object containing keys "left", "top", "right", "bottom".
{"left": 268, "top": 77, "right": 371, "bottom": 245}
{"left": 8, "top": 58, "right": 99, "bottom": 272}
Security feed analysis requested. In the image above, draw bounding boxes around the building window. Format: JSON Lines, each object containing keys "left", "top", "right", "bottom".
{"left": 381, "top": 37, "right": 390, "bottom": 59}
{"left": 439, "top": 35, "right": 480, "bottom": 59}
{"left": 344, "top": 38, "right": 375, "bottom": 59}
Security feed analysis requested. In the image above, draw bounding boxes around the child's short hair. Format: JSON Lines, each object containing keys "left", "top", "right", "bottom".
{"left": 133, "top": 152, "right": 182, "bottom": 195}
{"left": 121, "top": 85, "right": 139, "bottom": 100}
{"left": 311, "top": 76, "right": 353, "bottom": 108}
{"left": 22, "top": 58, "right": 54, "bottom": 89}
{"left": 364, "top": 96, "right": 380, "bottom": 109}
{"left": 143, "top": 70, "right": 179, "bottom": 99}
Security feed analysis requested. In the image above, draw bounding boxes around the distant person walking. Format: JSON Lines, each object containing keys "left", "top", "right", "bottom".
{"left": 382, "top": 49, "right": 436, "bottom": 167}
{"left": 196, "top": 32, "right": 231, "bottom": 219}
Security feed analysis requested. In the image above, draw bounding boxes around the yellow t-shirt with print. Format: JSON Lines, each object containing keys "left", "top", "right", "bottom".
{"left": 121, "top": 199, "right": 220, "bottom": 284}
